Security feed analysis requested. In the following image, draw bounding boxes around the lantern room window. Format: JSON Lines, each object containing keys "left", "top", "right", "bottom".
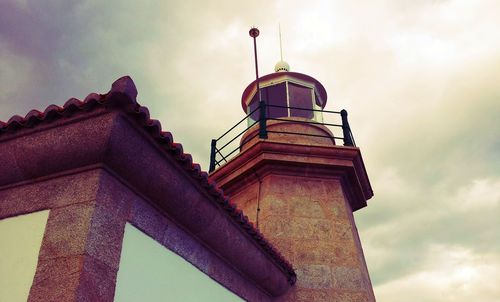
{"left": 247, "top": 80, "right": 321, "bottom": 125}
{"left": 248, "top": 83, "right": 287, "bottom": 122}
{"left": 288, "top": 83, "right": 314, "bottom": 119}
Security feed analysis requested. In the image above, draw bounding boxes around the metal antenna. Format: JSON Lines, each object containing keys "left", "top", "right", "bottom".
{"left": 279, "top": 23, "right": 283, "bottom": 61}
{"left": 249, "top": 27, "right": 261, "bottom": 103}
{"left": 249, "top": 27, "right": 267, "bottom": 139}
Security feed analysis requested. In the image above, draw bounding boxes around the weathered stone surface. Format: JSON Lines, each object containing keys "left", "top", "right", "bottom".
{"left": 331, "top": 245, "right": 360, "bottom": 267}
{"left": 260, "top": 214, "right": 290, "bottom": 238}
{"left": 38, "top": 202, "right": 95, "bottom": 260}
{"left": 86, "top": 203, "right": 126, "bottom": 270}
{"left": 162, "top": 220, "right": 212, "bottom": 274}
{"left": 240, "top": 120, "right": 336, "bottom": 151}
{"left": 260, "top": 215, "right": 333, "bottom": 241}
{"left": 110, "top": 76, "right": 137, "bottom": 101}
{"left": 29, "top": 254, "right": 118, "bottom": 302}
{"left": 0, "top": 112, "right": 114, "bottom": 187}
{"left": 295, "top": 289, "right": 333, "bottom": 302}
{"left": 295, "top": 264, "right": 332, "bottom": 289}
{"left": 331, "top": 291, "right": 369, "bottom": 302}
{"left": 28, "top": 255, "right": 83, "bottom": 302}
{"left": 291, "top": 199, "right": 325, "bottom": 218}
{"left": 84, "top": 171, "right": 132, "bottom": 269}
{"left": 332, "top": 221, "right": 356, "bottom": 243}
{"left": 75, "top": 255, "right": 118, "bottom": 302}
{"left": 290, "top": 217, "right": 333, "bottom": 240}
{"left": 0, "top": 169, "right": 101, "bottom": 219}
{"left": 210, "top": 130, "right": 376, "bottom": 301}
{"left": 332, "top": 267, "right": 364, "bottom": 290}
{"left": 322, "top": 198, "right": 349, "bottom": 221}
{"left": 231, "top": 180, "right": 260, "bottom": 222}
{"left": 293, "top": 239, "right": 335, "bottom": 265}
{"left": 130, "top": 197, "right": 168, "bottom": 241}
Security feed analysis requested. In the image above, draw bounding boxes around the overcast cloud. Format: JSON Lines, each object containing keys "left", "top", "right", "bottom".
{"left": 1, "top": 0, "right": 499, "bottom": 301}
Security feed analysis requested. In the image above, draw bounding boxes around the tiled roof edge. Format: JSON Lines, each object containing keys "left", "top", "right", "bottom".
{"left": 0, "top": 76, "right": 297, "bottom": 285}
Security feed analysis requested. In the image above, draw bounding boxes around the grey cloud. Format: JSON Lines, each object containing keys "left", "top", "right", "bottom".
{"left": 1, "top": 1, "right": 499, "bottom": 301}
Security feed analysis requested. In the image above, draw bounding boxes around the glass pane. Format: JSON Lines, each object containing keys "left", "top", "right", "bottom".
{"left": 288, "top": 83, "right": 313, "bottom": 119}
{"left": 262, "top": 83, "right": 287, "bottom": 118}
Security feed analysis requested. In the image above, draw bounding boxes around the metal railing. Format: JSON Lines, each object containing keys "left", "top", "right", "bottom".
{"left": 209, "top": 101, "right": 356, "bottom": 172}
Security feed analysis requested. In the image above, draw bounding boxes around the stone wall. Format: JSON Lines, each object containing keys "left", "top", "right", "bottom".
{"left": 230, "top": 174, "right": 375, "bottom": 301}
{"left": 0, "top": 168, "right": 275, "bottom": 301}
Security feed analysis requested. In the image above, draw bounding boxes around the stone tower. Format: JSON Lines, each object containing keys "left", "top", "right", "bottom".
{"left": 209, "top": 64, "right": 375, "bottom": 301}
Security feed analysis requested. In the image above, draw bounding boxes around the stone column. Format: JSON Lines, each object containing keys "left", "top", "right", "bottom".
{"left": 21, "top": 170, "right": 130, "bottom": 302}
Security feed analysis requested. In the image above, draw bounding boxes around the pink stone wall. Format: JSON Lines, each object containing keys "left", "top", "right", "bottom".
{"left": 0, "top": 168, "right": 274, "bottom": 301}
{"left": 240, "top": 119, "right": 336, "bottom": 152}
{"left": 229, "top": 174, "right": 375, "bottom": 301}
{"left": 0, "top": 169, "right": 120, "bottom": 301}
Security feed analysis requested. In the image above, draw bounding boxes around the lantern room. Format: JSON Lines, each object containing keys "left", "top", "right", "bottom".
{"left": 241, "top": 64, "right": 328, "bottom": 125}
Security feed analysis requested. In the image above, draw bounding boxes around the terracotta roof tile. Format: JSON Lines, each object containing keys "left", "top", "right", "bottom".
{"left": 0, "top": 75, "right": 296, "bottom": 285}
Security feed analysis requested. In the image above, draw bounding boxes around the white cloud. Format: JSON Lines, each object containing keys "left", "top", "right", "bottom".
{"left": 375, "top": 245, "right": 500, "bottom": 302}
{"left": 453, "top": 178, "right": 500, "bottom": 210}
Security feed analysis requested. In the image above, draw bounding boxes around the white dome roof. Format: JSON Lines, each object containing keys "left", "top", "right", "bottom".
{"left": 274, "top": 60, "right": 290, "bottom": 72}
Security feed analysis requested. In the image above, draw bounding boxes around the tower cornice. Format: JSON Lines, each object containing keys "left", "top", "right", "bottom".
{"left": 210, "top": 139, "right": 373, "bottom": 212}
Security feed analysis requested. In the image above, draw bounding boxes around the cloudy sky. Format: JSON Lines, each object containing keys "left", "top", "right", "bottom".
{"left": 1, "top": 0, "right": 499, "bottom": 300}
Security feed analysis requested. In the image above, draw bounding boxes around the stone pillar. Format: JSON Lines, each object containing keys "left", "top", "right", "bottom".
{"left": 24, "top": 170, "right": 129, "bottom": 302}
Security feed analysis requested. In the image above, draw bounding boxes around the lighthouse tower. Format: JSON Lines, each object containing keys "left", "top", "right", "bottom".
{"left": 209, "top": 57, "right": 375, "bottom": 299}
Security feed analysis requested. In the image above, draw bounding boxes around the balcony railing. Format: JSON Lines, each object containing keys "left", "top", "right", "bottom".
{"left": 209, "top": 102, "right": 356, "bottom": 172}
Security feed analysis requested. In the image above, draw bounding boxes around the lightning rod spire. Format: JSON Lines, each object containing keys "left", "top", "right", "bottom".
{"left": 274, "top": 24, "right": 290, "bottom": 72}
{"left": 279, "top": 23, "right": 283, "bottom": 61}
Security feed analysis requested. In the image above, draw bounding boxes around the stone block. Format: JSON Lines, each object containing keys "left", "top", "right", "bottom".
{"left": 75, "top": 255, "right": 118, "bottom": 302}
{"left": 30, "top": 254, "right": 119, "bottom": 302}
{"left": 39, "top": 202, "right": 95, "bottom": 260}
{"left": 332, "top": 267, "right": 364, "bottom": 291}
{"left": 241, "top": 197, "right": 259, "bottom": 224}
{"left": 85, "top": 202, "right": 127, "bottom": 269}
{"left": 28, "top": 255, "right": 83, "bottom": 302}
{"left": 331, "top": 245, "right": 359, "bottom": 267}
{"left": 263, "top": 194, "right": 289, "bottom": 217}
{"left": 288, "top": 217, "right": 332, "bottom": 240}
{"left": 129, "top": 198, "right": 168, "bottom": 241}
{"left": 293, "top": 239, "right": 335, "bottom": 265}
{"left": 260, "top": 214, "right": 290, "bottom": 238}
{"left": 94, "top": 171, "right": 132, "bottom": 219}
{"left": 321, "top": 199, "right": 349, "bottom": 221}
{"left": 332, "top": 221, "right": 355, "bottom": 243}
{"left": 295, "top": 264, "right": 332, "bottom": 289}
{"left": 162, "top": 221, "right": 212, "bottom": 274}
{"left": 331, "top": 291, "right": 369, "bottom": 302}
{"left": 0, "top": 170, "right": 101, "bottom": 219}
{"left": 291, "top": 199, "right": 325, "bottom": 219}
{"left": 295, "top": 289, "right": 332, "bottom": 302}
